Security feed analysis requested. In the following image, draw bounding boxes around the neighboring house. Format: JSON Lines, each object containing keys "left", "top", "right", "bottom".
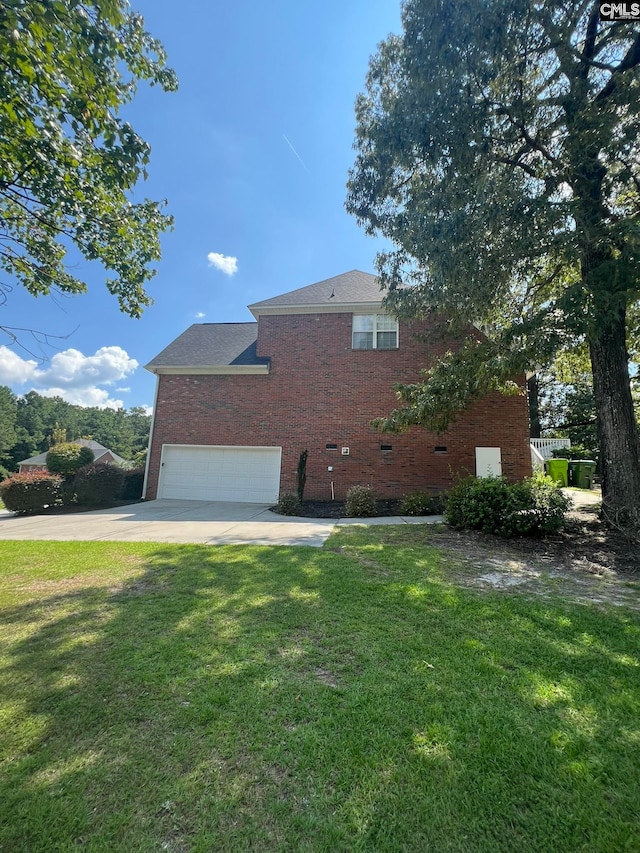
{"left": 18, "top": 439, "right": 128, "bottom": 473}
{"left": 144, "top": 270, "right": 531, "bottom": 503}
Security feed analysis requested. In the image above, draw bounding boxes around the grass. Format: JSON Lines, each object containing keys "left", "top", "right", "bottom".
{"left": 0, "top": 531, "right": 639, "bottom": 852}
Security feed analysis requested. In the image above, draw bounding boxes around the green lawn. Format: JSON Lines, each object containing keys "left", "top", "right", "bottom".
{"left": 1, "top": 530, "right": 638, "bottom": 852}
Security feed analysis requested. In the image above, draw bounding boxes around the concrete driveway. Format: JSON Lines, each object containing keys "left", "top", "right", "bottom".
{"left": 0, "top": 500, "right": 338, "bottom": 547}
{"left": 0, "top": 499, "right": 443, "bottom": 547}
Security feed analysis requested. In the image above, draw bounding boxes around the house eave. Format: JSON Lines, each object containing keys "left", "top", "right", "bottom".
{"left": 248, "top": 301, "right": 383, "bottom": 319}
{"left": 145, "top": 364, "right": 270, "bottom": 376}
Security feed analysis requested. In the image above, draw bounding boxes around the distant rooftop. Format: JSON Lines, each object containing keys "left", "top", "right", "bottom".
{"left": 18, "top": 439, "right": 127, "bottom": 468}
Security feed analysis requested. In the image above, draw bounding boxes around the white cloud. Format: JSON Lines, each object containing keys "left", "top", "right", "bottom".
{"left": 141, "top": 404, "right": 153, "bottom": 416}
{"left": 207, "top": 252, "right": 238, "bottom": 275}
{"left": 33, "top": 346, "right": 138, "bottom": 388}
{"left": 0, "top": 346, "right": 38, "bottom": 383}
{"left": 115, "top": 387, "right": 131, "bottom": 393}
{"left": 38, "top": 387, "right": 125, "bottom": 409}
{"left": 0, "top": 345, "right": 138, "bottom": 410}
{"left": 195, "top": 312, "right": 206, "bottom": 319}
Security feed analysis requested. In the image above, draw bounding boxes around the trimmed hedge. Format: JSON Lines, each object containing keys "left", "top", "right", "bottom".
{"left": 445, "top": 473, "right": 571, "bottom": 537}
{"left": 46, "top": 443, "right": 94, "bottom": 476}
{"left": 74, "top": 462, "right": 124, "bottom": 507}
{"left": 0, "top": 472, "right": 63, "bottom": 514}
{"left": 120, "top": 467, "right": 145, "bottom": 501}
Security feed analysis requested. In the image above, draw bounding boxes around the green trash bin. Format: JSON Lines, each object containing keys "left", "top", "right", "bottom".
{"left": 545, "top": 458, "right": 569, "bottom": 486}
{"left": 571, "top": 460, "right": 597, "bottom": 490}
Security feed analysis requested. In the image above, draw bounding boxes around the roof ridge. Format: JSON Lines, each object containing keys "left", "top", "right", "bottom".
{"left": 197, "top": 321, "right": 257, "bottom": 326}
{"left": 249, "top": 269, "right": 381, "bottom": 311}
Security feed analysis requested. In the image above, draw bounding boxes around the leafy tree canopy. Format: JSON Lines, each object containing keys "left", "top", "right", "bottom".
{"left": 0, "top": 0, "right": 177, "bottom": 327}
{"left": 347, "top": 0, "right": 640, "bottom": 514}
{"left": 46, "top": 441, "right": 94, "bottom": 475}
{"left": 0, "top": 386, "right": 151, "bottom": 473}
{"left": 0, "top": 385, "right": 18, "bottom": 476}
{"left": 536, "top": 341, "right": 640, "bottom": 454}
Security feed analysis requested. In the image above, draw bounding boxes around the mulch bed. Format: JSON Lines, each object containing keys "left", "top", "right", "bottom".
{"left": 291, "top": 499, "right": 405, "bottom": 519}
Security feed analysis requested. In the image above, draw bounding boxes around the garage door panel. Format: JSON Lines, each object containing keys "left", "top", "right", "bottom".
{"left": 158, "top": 445, "right": 281, "bottom": 503}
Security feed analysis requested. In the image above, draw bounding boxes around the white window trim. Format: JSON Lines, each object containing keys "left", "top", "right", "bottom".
{"left": 352, "top": 314, "right": 399, "bottom": 350}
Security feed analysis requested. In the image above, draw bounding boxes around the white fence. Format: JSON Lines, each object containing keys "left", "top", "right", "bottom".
{"left": 530, "top": 438, "right": 571, "bottom": 461}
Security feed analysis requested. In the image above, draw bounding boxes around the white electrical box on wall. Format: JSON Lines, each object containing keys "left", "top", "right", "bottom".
{"left": 341, "top": 447, "right": 350, "bottom": 456}
{"left": 475, "top": 446, "right": 502, "bottom": 477}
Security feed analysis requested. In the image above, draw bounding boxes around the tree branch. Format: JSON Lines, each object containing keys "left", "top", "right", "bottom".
{"left": 595, "top": 32, "right": 640, "bottom": 102}
{"left": 579, "top": 2, "right": 601, "bottom": 76}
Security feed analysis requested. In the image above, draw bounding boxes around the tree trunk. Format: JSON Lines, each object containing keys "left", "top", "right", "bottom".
{"left": 589, "top": 307, "right": 640, "bottom": 520}
{"left": 527, "top": 374, "right": 541, "bottom": 438}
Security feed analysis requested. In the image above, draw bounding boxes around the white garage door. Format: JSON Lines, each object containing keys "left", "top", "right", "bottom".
{"left": 158, "top": 445, "right": 282, "bottom": 503}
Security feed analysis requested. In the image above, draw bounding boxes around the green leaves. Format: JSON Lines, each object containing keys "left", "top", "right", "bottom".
{"left": 0, "top": 0, "right": 177, "bottom": 317}
{"left": 374, "top": 336, "right": 527, "bottom": 434}
{"left": 347, "top": 0, "right": 640, "bottom": 334}
{"left": 347, "top": 0, "right": 640, "bottom": 507}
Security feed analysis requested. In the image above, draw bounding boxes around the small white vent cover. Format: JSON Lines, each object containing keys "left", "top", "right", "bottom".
{"left": 341, "top": 447, "right": 350, "bottom": 456}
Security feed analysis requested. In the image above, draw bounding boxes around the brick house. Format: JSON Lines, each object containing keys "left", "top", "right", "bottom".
{"left": 143, "top": 270, "right": 531, "bottom": 503}
{"left": 18, "top": 439, "right": 128, "bottom": 474}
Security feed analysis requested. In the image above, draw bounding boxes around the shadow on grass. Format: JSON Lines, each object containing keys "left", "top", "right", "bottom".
{"left": 0, "top": 540, "right": 639, "bottom": 852}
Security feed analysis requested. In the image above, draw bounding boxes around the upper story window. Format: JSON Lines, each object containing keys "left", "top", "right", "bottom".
{"left": 352, "top": 314, "right": 398, "bottom": 350}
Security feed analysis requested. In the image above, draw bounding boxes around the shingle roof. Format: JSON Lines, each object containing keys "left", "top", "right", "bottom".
{"left": 145, "top": 323, "right": 268, "bottom": 370}
{"left": 249, "top": 270, "right": 382, "bottom": 311}
{"left": 145, "top": 272, "right": 386, "bottom": 372}
{"left": 18, "top": 439, "right": 127, "bottom": 468}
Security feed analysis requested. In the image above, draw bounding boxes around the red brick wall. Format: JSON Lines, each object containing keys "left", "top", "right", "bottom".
{"left": 146, "top": 312, "right": 531, "bottom": 500}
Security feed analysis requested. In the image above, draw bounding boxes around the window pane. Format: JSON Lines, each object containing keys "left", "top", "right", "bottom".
{"left": 376, "top": 314, "right": 397, "bottom": 331}
{"left": 353, "top": 331, "right": 374, "bottom": 349}
{"left": 353, "top": 315, "right": 374, "bottom": 332}
{"left": 377, "top": 331, "right": 397, "bottom": 349}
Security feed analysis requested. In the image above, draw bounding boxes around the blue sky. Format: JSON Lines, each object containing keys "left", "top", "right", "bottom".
{"left": 0, "top": 0, "right": 401, "bottom": 412}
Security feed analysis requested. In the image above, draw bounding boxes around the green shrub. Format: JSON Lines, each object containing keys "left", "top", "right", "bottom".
{"left": 74, "top": 462, "right": 125, "bottom": 506}
{"left": 132, "top": 448, "right": 147, "bottom": 467}
{"left": 275, "top": 493, "right": 301, "bottom": 516}
{"left": 0, "top": 472, "right": 62, "bottom": 514}
{"left": 399, "top": 491, "right": 444, "bottom": 516}
{"left": 345, "top": 485, "right": 377, "bottom": 518}
{"left": 120, "top": 467, "right": 145, "bottom": 501}
{"left": 445, "top": 474, "right": 571, "bottom": 537}
{"left": 60, "top": 478, "right": 77, "bottom": 507}
{"left": 551, "top": 444, "right": 597, "bottom": 461}
{"left": 445, "top": 476, "right": 519, "bottom": 535}
{"left": 46, "top": 443, "right": 94, "bottom": 476}
{"left": 516, "top": 472, "right": 573, "bottom": 535}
